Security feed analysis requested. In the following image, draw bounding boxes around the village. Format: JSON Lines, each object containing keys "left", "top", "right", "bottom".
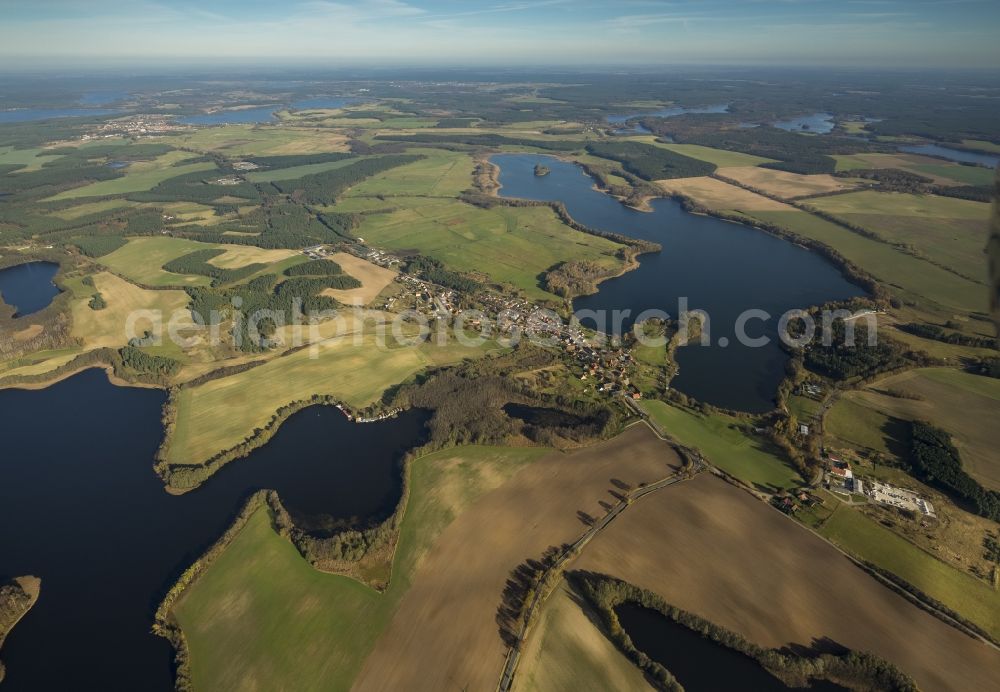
{"left": 82, "top": 114, "right": 189, "bottom": 139}
{"left": 307, "top": 240, "right": 647, "bottom": 404}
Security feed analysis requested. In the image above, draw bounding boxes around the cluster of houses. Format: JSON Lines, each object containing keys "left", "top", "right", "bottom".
{"left": 826, "top": 457, "right": 856, "bottom": 492}
{"left": 333, "top": 402, "right": 402, "bottom": 424}
{"left": 231, "top": 161, "right": 260, "bottom": 171}
{"left": 301, "top": 244, "right": 334, "bottom": 260}
{"left": 572, "top": 345, "right": 641, "bottom": 399}
{"left": 352, "top": 245, "right": 400, "bottom": 269}
{"left": 82, "top": 114, "right": 187, "bottom": 139}
{"left": 773, "top": 490, "right": 823, "bottom": 515}
{"left": 393, "top": 273, "right": 448, "bottom": 317}
{"left": 213, "top": 176, "right": 243, "bottom": 186}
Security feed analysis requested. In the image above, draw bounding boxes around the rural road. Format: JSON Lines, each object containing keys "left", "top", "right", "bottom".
{"left": 497, "top": 408, "right": 704, "bottom": 692}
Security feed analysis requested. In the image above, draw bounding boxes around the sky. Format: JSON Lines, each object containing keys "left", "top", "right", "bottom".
{"left": 1, "top": 0, "right": 999, "bottom": 69}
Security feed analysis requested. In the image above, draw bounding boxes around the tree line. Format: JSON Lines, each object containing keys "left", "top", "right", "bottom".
{"left": 909, "top": 421, "right": 1000, "bottom": 521}
{"left": 570, "top": 570, "right": 918, "bottom": 692}
{"left": 897, "top": 322, "right": 996, "bottom": 350}
{"left": 269, "top": 154, "right": 423, "bottom": 205}
{"left": 585, "top": 141, "right": 715, "bottom": 181}
{"left": 162, "top": 248, "right": 267, "bottom": 286}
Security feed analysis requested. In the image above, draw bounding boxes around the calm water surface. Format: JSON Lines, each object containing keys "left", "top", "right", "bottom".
{"left": 607, "top": 103, "right": 729, "bottom": 125}
{"left": 180, "top": 97, "right": 355, "bottom": 124}
{"left": 899, "top": 143, "right": 1000, "bottom": 168}
{"left": 492, "top": 154, "right": 864, "bottom": 412}
{"left": 0, "top": 369, "right": 428, "bottom": 690}
{"left": 772, "top": 112, "right": 835, "bottom": 134}
{"left": 0, "top": 261, "right": 61, "bottom": 317}
{"left": 616, "top": 603, "right": 848, "bottom": 691}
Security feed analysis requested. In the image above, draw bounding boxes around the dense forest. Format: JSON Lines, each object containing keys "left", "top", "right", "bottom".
{"left": 184, "top": 271, "right": 353, "bottom": 352}
{"left": 897, "top": 323, "right": 996, "bottom": 349}
{"left": 585, "top": 141, "right": 715, "bottom": 180}
{"left": 909, "top": 422, "right": 1000, "bottom": 521}
{"left": 162, "top": 248, "right": 267, "bottom": 286}
{"left": 392, "top": 346, "right": 621, "bottom": 450}
{"left": 269, "top": 155, "right": 422, "bottom": 204}
{"left": 803, "top": 323, "right": 914, "bottom": 380}
{"left": 374, "top": 132, "right": 578, "bottom": 151}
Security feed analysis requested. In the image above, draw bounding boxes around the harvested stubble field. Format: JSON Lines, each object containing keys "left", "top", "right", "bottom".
{"left": 656, "top": 176, "right": 791, "bottom": 212}
{"left": 98, "top": 237, "right": 301, "bottom": 287}
{"left": 718, "top": 165, "right": 863, "bottom": 199}
{"left": 352, "top": 425, "right": 682, "bottom": 692}
{"left": 67, "top": 271, "right": 193, "bottom": 350}
{"left": 574, "top": 473, "right": 1000, "bottom": 692}
{"left": 320, "top": 252, "right": 396, "bottom": 306}
{"left": 166, "top": 314, "right": 495, "bottom": 464}
{"left": 513, "top": 580, "right": 653, "bottom": 692}
{"left": 174, "top": 445, "right": 548, "bottom": 692}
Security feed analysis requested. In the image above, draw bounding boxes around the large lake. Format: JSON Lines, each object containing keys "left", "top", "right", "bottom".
{"left": 492, "top": 154, "right": 864, "bottom": 412}
{"left": 180, "top": 97, "right": 355, "bottom": 125}
{"left": 0, "top": 369, "right": 428, "bottom": 690}
{"left": 0, "top": 261, "right": 61, "bottom": 317}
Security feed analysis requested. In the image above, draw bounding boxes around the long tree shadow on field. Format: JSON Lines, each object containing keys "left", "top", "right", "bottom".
{"left": 879, "top": 414, "right": 912, "bottom": 461}
{"left": 496, "top": 545, "right": 565, "bottom": 648}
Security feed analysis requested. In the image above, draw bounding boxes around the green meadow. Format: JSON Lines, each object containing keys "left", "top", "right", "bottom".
{"left": 356, "top": 199, "right": 626, "bottom": 300}
{"left": 640, "top": 399, "right": 801, "bottom": 491}
{"left": 47, "top": 151, "right": 216, "bottom": 200}
{"left": 749, "top": 209, "right": 987, "bottom": 314}
{"left": 174, "top": 445, "right": 547, "bottom": 692}
{"left": 818, "top": 504, "right": 1000, "bottom": 639}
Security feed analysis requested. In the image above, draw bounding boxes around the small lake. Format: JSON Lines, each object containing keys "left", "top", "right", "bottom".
{"left": 492, "top": 154, "right": 864, "bottom": 413}
{"left": 180, "top": 97, "right": 355, "bottom": 125}
{"left": 0, "top": 108, "right": 119, "bottom": 123}
{"left": 772, "top": 112, "right": 835, "bottom": 134}
{"left": 899, "top": 143, "right": 999, "bottom": 168}
{"left": 503, "top": 402, "right": 587, "bottom": 428}
{"left": 0, "top": 369, "right": 428, "bottom": 690}
{"left": 0, "top": 261, "right": 61, "bottom": 317}
{"left": 616, "top": 602, "right": 848, "bottom": 691}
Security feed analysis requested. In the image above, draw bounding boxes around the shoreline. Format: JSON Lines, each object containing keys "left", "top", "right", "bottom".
{"left": 0, "top": 575, "right": 41, "bottom": 682}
